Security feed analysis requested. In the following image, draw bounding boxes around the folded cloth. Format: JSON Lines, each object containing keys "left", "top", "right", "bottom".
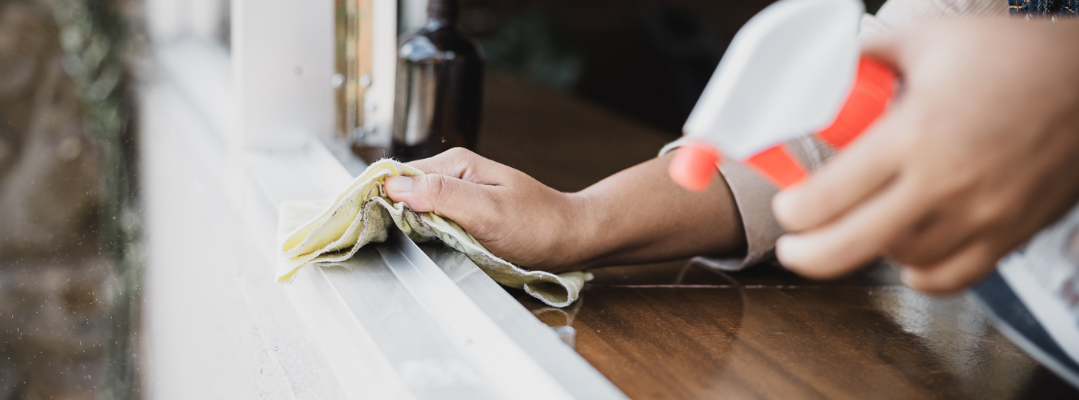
{"left": 277, "top": 159, "right": 592, "bottom": 307}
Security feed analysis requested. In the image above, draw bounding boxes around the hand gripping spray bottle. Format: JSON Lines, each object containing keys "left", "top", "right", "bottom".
{"left": 671, "top": 2, "right": 1079, "bottom": 381}
{"left": 669, "top": 0, "right": 897, "bottom": 191}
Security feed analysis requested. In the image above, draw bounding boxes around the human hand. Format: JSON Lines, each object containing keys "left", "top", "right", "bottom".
{"left": 772, "top": 19, "right": 1079, "bottom": 293}
{"left": 384, "top": 148, "right": 588, "bottom": 271}
{"left": 386, "top": 148, "right": 748, "bottom": 272}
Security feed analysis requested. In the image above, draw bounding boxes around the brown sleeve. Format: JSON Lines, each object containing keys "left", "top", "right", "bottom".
{"left": 660, "top": 136, "right": 832, "bottom": 270}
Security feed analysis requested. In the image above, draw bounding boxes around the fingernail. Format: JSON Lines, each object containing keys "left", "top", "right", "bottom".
{"left": 772, "top": 191, "right": 793, "bottom": 218}
{"left": 900, "top": 268, "right": 914, "bottom": 287}
{"left": 385, "top": 176, "right": 413, "bottom": 193}
{"left": 775, "top": 234, "right": 807, "bottom": 266}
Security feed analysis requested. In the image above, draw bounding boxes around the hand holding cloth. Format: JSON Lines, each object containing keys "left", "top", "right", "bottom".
{"left": 277, "top": 159, "right": 591, "bottom": 307}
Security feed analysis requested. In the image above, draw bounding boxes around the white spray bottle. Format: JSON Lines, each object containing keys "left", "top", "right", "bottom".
{"left": 669, "top": 0, "right": 897, "bottom": 191}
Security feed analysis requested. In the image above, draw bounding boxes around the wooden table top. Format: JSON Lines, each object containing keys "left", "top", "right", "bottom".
{"left": 476, "top": 71, "right": 1079, "bottom": 399}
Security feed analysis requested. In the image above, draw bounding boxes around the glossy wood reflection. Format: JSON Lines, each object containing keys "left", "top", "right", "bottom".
{"left": 479, "top": 72, "right": 1079, "bottom": 399}
{"left": 514, "top": 262, "right": 1079, "bottom": 399}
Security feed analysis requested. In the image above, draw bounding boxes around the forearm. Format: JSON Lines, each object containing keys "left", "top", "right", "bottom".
{"left": 565, "top": 150, "right": 747, "bottom": 268}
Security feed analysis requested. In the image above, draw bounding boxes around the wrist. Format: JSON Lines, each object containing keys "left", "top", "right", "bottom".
{"left": 555, "top": 190, "right": 603, "bottom": 269}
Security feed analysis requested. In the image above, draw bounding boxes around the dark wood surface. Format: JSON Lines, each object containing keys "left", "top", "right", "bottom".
{"left": 476, "top": 71, "right": 1079, "bottom": 399}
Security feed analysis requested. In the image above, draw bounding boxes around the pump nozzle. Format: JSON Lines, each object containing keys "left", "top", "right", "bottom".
{"left": 669, "top": 141, "right": 722, "bottom": 192}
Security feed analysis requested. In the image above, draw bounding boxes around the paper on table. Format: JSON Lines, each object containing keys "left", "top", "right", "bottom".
{"left": 997, "top": 202, "right": 1079, "bottom": 364}
{"left": 276, "top": 159, "right": 592, "bottom": 308}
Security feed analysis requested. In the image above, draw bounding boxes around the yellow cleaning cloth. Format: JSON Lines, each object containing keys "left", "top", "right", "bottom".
{"left": 277, "top": 159, "right": 591, "bottom": 307}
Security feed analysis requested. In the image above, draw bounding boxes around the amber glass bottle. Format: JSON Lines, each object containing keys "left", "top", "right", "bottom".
{"left": 391, "top": 0, "right": 484, "bottom": 162}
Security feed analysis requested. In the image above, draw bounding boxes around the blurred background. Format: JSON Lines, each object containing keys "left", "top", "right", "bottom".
{"left": 0, "top": 0, "right": 887, "bottom": 398}
{"left": 447, "top": 0, "right": 881, "bottom": 135}
{"left": 0, "top": 0, "right": 141, "bottom": 398}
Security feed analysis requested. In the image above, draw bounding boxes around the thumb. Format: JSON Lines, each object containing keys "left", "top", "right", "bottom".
{"left": 384, "top": 174, "right": 493, "bottom": 228}
{"left": 860, "top": 30, "right": 906, "bottom": 75}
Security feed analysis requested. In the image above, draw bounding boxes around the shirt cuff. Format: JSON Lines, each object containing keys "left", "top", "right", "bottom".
{"left": 707, "top": 159, "right": 784, "bottom": 270}
{"left": 660, "top": 136, "right": 834, "bottom": 270}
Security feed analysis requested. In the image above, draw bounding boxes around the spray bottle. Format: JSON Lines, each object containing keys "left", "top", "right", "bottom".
{"left": 669, "top": 0, "right": 897, "bottom": 191}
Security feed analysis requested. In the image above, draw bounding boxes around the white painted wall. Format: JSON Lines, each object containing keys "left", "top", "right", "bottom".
{"left": 232, "top": 0, "right": 335, "bottom": 149}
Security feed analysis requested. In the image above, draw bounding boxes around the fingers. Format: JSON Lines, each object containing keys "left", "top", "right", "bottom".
{"left": 775, "top": 173, "right": 930, "bottom": 279}
{"left": 886, "top": 210, "right": 979, "bottom": 267}
{"left": 773, "top": 105, "right": 909, "bottom": 232}
{"left": 900, "top": 240, "right": 1002, "bottom": 294}
{"left": 407, "top": 147, "right": 474, "bottom": 178}
{"left": 860, "top": 31, "right": 904, "bottom": 72}
{"left": 860, "top": 23, "right": 926, "bottom": 78}
{"left": 384, "top": 173, "right": 496, "bottom": 230}
{"left": 406, "top": 147, "right": 506, "bottom": 185}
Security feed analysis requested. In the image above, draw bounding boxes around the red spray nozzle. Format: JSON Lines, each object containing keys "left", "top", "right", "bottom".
{"left": 669, "top": 141, "right": 722, "bottom": 192}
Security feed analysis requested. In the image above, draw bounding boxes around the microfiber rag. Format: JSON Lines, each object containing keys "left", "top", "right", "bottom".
{"left": 277, "top": 159, "right": 592, "bottom": 307}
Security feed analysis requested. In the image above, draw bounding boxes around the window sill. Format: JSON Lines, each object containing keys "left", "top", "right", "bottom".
{"left": 140, "top": 36, "right": 624, "bottom": 399}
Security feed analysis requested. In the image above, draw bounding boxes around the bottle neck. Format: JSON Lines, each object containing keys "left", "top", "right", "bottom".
{"left": 425, "top": 0, "right": 458, "bottom": 29}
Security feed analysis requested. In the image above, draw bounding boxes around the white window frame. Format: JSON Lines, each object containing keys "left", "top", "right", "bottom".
{"left": 139, "top": 1, "right": 626, "bottom": 398}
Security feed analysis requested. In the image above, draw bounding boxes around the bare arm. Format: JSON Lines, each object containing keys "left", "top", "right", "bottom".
{"left": 385, "top": 148, "right": 746, "bottom": 272}
{"left": 572, "top": 150, "right": 745, "bottom": 268}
